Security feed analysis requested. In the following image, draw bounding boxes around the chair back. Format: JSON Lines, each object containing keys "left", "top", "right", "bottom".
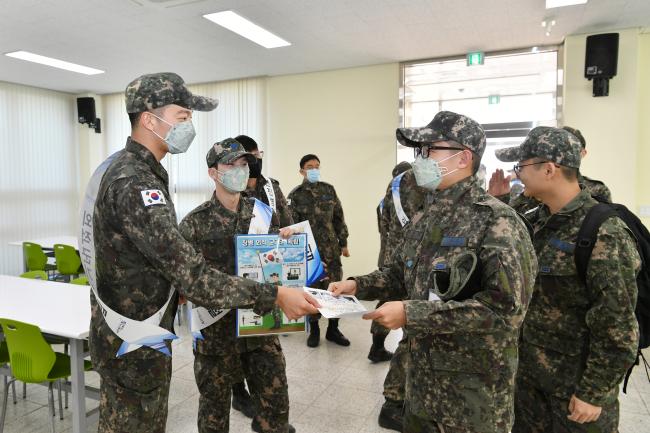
{"left": 0, "top": 318, "right": 56, "bottom": 383}
{"left": 53, "top": 244, "right": 81, "bottom": 275}
{"left": 22, "top": 242, "right": 47, "bottom": 271}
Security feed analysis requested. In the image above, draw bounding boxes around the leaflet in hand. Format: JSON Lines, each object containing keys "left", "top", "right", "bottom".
{"left": 303, "top": 288, "right": 367, "bottom": 319}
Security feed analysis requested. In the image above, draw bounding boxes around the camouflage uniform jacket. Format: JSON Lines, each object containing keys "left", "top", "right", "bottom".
{"left": 377, "top": 169, "right": 426, "bottom": 268}
{"left": 288, "top": 180, "right": 348, "bottom": 267}
{"left": 90, "top": 138, "right": 278, "bottom": 368}
{"left": 243, "top": 175, "right": 294, "bottom": 227}
{"left": 579, "top": 174, "right": 612, "bottom": 203}
{"left": 179, "top": 194, "right": 280, "bottom": 355}
{"left": 354, "top": 176, "right": 538, "bottom": 433}
{"left": 518, "top": 189, "right": 639, "bottom": 406}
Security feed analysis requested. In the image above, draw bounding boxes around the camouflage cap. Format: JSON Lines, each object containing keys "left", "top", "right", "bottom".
{"left": 495, "top": 126, "right": 582, "bottom": 168}
{"left": 206, "top": 138, "right": 256, "bottom": 167}
{"left": 396, "top": 111, "right": 487, "bottom": 158}
{"left": 562, "top": 126, "right": 586, "bottom": 149}
{"left": 125, "top": 72, "right": 218, "bottom": 114}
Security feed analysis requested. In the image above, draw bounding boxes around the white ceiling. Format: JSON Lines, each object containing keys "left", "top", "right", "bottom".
{"left": 1, "top": 0, "right": 649, "bottom": 95}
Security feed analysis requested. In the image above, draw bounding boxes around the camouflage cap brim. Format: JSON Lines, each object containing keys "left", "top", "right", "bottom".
{"left": 185, "top": 94, "right": 218, "bottom": 112}
{"left": 219, "top": 150, "right": 256, "bottom": 165}
{"left": 495, "top": 146, "right": 524, "bottom": 162}
{"left": 396, "top": 127, "right": 446, "bottom": 148}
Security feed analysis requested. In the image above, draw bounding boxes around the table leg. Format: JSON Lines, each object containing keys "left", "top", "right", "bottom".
{"left": 69, "top": 338, "right": 87, "bottom": 433}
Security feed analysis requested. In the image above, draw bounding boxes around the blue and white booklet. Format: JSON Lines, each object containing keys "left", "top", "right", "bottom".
{"left": 235, "top": 233, "right": 308, "bottom": 337}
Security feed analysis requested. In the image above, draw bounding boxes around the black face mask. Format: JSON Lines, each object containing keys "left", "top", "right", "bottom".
{"left": 249, "top": 158, "right": 262, "bottom": 178}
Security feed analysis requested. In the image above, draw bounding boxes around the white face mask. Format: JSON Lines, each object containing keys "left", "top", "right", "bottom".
{"left": 217, "top": 165, "right": 249, "bottom": 192}
{"left": 148, "top": 112, "right": 196, "bottom": 154}
{"left": 411, "top": 152, "right": 461, "bottom": 190}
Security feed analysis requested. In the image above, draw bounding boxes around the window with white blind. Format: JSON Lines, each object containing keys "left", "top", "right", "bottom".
{"left": 101, "top": 77, "right": 267, "bottom": 221}
{"left": 0, "top": 81, "right": 78, "bottom": 275}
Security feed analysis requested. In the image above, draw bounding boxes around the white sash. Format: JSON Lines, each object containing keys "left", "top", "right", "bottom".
{"left": 188, "top": 199, "right": 273, "bottom": 343}
{"left": 391, "top": 172, "right": 409, "bottom": 227}
{"left": 79, "top": 150, "right": 177, "bottom": 358}
{"left": 261, "top": 175, "right": 277, "bottom": 213}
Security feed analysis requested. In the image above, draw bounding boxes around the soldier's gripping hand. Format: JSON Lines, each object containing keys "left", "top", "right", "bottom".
{"left": 328, "top": 279, "right": 357, "bottom": 296}
{"left": 567, "top": 394, "right": 602, "bottom": 424}
{"left": 488, "top": 169, "right": 511, "bottom": 196}
{"left": 276, "top": 286, "right": 320, "bottom": 320}
{"left": 363, "top": 301, "right": 406, "bottom": 330}
{"left": 279, "top": 227, "right": 296, "bottom": 239}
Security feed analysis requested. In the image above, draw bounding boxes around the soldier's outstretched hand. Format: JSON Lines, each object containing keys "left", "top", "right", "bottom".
{"left": 328, "top": 280, "right": 357, "bottom": 296}
{"left": 363, "top": 301, "right": 406, "bottom": 330}
{"left": 276, "top": 286, "right": 320, "bottom": 320}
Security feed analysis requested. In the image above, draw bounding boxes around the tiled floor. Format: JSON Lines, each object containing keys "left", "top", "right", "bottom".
{"left": 2, "top": 301, "right": 650, "bottom": 433}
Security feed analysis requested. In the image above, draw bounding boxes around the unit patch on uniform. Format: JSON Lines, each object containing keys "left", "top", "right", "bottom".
{"left": 141, "top": 189, "right": 167, "bottom": 206}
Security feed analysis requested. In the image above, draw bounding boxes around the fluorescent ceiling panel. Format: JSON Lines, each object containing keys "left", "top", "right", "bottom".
{"left": 546, "top": 0, "right": 588, "bottom": 8}
{"left": 5, "top": 51, "right": 104, "bottom": 75}
{"left": 203, "top": 11, "right": 291, "bottom": 49}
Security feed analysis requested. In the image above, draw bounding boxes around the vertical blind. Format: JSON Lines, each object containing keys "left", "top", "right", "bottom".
{"left": 102, "top": 77, "right": 267, "bottom": 220}
{"left": 0, "top": 81, "right": 78, "bottom": 275}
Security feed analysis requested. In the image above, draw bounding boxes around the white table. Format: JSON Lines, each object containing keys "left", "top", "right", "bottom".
{"left": 8, "top": 235, "right": 79, "bottom": 250}
{"left": 0, "top": 275, "right": 95, "bottom": 433}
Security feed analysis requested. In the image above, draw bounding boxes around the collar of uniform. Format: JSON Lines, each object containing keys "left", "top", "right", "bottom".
{"left": 210, "top": 191, "right": 247, "bottom": 216}
{"left": 432, "top": 175, "right": 477, "bottom": 204}
{"left": 125, "top": 137, "right": 169, "bottom": 185}
{"left": 536, "top": 187, "right": 590, "bottom": 221}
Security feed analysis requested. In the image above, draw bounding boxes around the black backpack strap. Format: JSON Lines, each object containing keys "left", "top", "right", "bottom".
{"left": 574, "top": 203, "right": 618, "bottom": 285}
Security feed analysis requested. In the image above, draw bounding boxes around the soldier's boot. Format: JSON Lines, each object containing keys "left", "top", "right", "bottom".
{"left": 251, "top": 418, "right": 296, "bottom": 433}
{"left": 367, "top": 334, "right": 393, "bottom": 363}
{"left": 307, "top": 318, "right": 320, "bottom": 347}
{"left": 325, "top": 318, "right": 350, "bottom": 346}
{"left": 232, "top": 381, "right": 255, "bottom": 418}
{"left": 378, "top": 398, "right": 404, "bottom": 432}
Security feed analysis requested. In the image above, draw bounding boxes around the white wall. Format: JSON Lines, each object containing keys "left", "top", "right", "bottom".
{"left": 266, "top": 63, "right": 400, "bottom": 277}
{"left": 563, "top": 28, "right": 641, "bottom": 213}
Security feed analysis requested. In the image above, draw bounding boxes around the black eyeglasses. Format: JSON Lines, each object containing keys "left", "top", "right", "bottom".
{"left": 413, "top": 144, "right": 466, "bottom": 159}
{"left": 513, "top": 161, "right": 551, "bottom": 176}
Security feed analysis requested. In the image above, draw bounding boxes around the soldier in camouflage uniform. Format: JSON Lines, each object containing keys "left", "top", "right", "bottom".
{"left": 374, "top": 163, "right": 426, "bottom": 431}
{"left": 90, "top": 73, "right": 317, "bottom": 433}
{"left": 495, "top": 127, "right": 640, "bottom": 433}
{"left": 489, "top": 125, "right": 612, "bottom": 214}
{"left": 330, "top": 111, "right": 538, "bottom": 433}
{"left": 288, "top": 154, "right": 351, "bottom": 348}
{"left": 231, "top": 134, "right": 295, "bottom": 419}
{"left": 179, "top": 139, "right": 296, "bottom": 433}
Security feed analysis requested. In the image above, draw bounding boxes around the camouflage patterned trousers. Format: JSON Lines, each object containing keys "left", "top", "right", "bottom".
{"left": 239, "top": 336, "right": 290, "bottom": 433}
{"left": 513, "top": 377, "right": 620, "bottom": 433}
{"left": 194, "top": 351, "right": 238, "bottom": 433}
{"left": 404, "top": 403, "right": 473, "bottom": 433}
{"left": 97, "top": 356, "right": 172, "bottom": 433}
{"left": 383, "top": 335, "right": 407, "bottom": 402}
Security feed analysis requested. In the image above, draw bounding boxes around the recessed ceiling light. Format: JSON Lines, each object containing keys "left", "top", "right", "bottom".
{"left": 546, "top": 0, "right": 588, "bottom": 9}
{"left": 203, "top": 11, "right": 291, "bottom": 49}
{"left": 5, "top": 51, "right": 104, "bottom": 75}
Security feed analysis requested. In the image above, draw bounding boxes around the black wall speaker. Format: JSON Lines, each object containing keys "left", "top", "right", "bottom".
{"left": 585, "top": 33, "right": 619, "bottom": 97}
{"left": 585, "top": 33, "right": 619, "bottom": 78}
{"left": 77, "top": 97, "right": 96, "bottom": 124}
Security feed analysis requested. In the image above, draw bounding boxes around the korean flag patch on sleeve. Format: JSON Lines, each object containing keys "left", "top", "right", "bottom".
{"left": 141, "top": 189, "right": 167, "bottom": 207}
